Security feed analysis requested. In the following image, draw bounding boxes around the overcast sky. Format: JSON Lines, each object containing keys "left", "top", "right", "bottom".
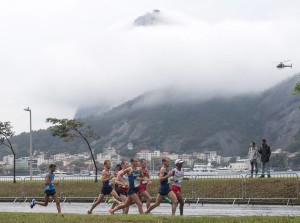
{"left": 1, "top": 0, "right": 300, "bottom": 134}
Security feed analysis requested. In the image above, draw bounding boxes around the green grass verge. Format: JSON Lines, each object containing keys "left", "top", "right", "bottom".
{"left": 0, "top": 177, "right": 298, "bottom": 203}
{"left": 0, "top": 213, "right": 299, "bottom": 223}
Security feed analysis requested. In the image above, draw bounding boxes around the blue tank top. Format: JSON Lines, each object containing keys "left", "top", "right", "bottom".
{"left": 45, "top": 172, "right": 55, "bottom": 191}
{"left": 160, "top": 168, "right": 169, "bottom": 186}
{"left": 128, "top": 168, "right": 141, "bottom": 189}
{"left": 102, "top": 170, "right": 113, "bottom": 189}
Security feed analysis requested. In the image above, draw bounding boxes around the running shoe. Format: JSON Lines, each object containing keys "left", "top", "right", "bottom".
{"left": 107, "top": 197, "right": 114, "bottom": 204}
{"left": 30, "top": 199, "right": 36, "bottom": 209}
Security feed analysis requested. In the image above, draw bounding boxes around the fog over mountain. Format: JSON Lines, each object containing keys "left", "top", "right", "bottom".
{"left": 74, "top": 8, "right": 298, "bottom": 118}
{"left": 80, "top": 74, "right": 300, "bottom": 156}
{"left": 1, "top": 1, "right": 299, "bottom": 134}
{"left": 1, "top": 74, "right": 300, "bottom": 159}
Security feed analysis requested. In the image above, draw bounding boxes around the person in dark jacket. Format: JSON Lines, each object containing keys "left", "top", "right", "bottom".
{"left": 258, "top": 139, "right": 271, "bottom": 178}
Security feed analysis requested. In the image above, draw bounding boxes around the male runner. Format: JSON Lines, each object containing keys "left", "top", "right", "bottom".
{"left": 145, "top": 158, "right": 178, "bottom": 215}
{"left": 87, "top": 160, "right": 121, "bottom": 214}
{"left": 171, "top": 159, "right": 189, "bottom": 215}
{"left": 114, "top": 160, "right": 130, "bottom": 213}
{"left": 109, "top": 158, "right": 144, "bottom": 214}
{"left": 139, "top": 158, "right": 152, "bottom": 209}
{"left": 30, "top": 164, "right": 61, "bottom": 214}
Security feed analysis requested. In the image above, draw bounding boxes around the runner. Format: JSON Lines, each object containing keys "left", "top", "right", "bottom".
{"left": 87, "top": 160, "right": 121, "bottom": 214}
{"left": 139, "top": 159, "right": 152, "bottom": 209}
{"left": 109, "top": 158, "right": 144, "bottom": 214}
{"left": 145, "top": 158, "right": 178, "bottom": 215}
{"left": 107, "top": 164, "right": 122, "bottom": 205}
{"left": 171, "top": 159, "right": 189, "bottom": 215}
{"left": 114, "top": 160, "right": 130, "bottom": 214}
{"left": 30, "top": 164, "right": 62, "bottom": 214}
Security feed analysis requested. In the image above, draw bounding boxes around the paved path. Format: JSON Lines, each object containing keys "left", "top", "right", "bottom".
{"left": 1, "top": 202, "right": 299, "bottom": 216}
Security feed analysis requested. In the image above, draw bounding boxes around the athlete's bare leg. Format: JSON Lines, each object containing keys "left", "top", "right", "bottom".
{"left": 167, "top": 191, "right": 178, "bottom": 216}
{"left": 145, "top": 194, "right": 163, "bottom": 214}
{"left": 175, "top": 192, "right": 184, "bottom": 215}
{"left": 88, "top": 194, "right": 105, "bottom": 214}
{"left": 140, "top": 190, "right": 152, "bottom": 209}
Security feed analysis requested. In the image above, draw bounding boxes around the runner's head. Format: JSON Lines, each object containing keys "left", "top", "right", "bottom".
{"left": 121, "top": 159, "right": 129, "bottom": 169}
{"left": 49, "top": 164, "right": 56, "bottom": 172}
{"left": 162, "top": 157, "right": 170, "bottom": 167}
{"left": 175, "top": 159, "right": 184, "bottom": 168}
{"left": 140, "top": 159, "right": 147, "bottom": 168}
{"left": 104, "top": 160, "right": 111, "bottom": 169}
{"left": 115, "top": 164, "right": 122, "bottom": 172}
{"left": 130, "top": 157, "right": 139, "bottom": 168}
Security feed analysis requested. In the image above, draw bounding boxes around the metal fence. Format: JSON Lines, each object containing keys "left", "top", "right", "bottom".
{"left": 244, "top": 173, "right": 299, "bottom": 205}
{"left": 193, "top": 175, "right": 244, "bottom": 204}
{"left": 0, "top": 173, "right": 298, "bottom": 205}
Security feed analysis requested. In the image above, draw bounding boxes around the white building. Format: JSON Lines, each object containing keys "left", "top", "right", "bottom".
{"left": 3, "top": 155, "right": 14, "bottom": 166}
{"left": 69, "top": 153, "right": 90, "bottom": 161}
{"left": 127, "top": 143, "right": 133, "bottom": 150}
{"left": 194, "top": 152, "right": 206, "bottom": 160}
{"left": 97, "top": 153, "right": 121, "bottom": 165}
{"left": 16, "top": 158, "right": 29, "bottom": 169}
{"left": 168, "top": 153, "right": 179, "bottom": 160}
{"left": 103, "top": 147, "right": 117, "bottom": 155}
{"left": 36, "top": 154, "right": 48, "bottom": 166}
{"left": 137, "top": 150, "right": 160, "bottom": 161}
{"left": 178, "top": 154, "right": 193, "bottom": 166}
{"left": 53, "top": 153, "right": 66, "bottom": 162}
{"left": 211, "top": 155, "right": 221, "bottom": 164}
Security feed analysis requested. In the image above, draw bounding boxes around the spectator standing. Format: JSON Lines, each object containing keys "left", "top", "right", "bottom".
{"left": 248, "top": 142, "right": 259, "bottom": 178}
{"left": 258, "top": 139, "right": 271, "bottom": 178}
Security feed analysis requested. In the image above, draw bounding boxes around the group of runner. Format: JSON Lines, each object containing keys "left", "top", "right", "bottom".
{"left": 30, "top": 157, "right": 188, "bottom": 216}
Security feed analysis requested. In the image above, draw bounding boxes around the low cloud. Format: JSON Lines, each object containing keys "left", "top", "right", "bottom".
{"left": 35, "top": 10, "right": 299, "bottom": 108}
{"left": 1, "top": 5, "right": 299, "bottom": 133}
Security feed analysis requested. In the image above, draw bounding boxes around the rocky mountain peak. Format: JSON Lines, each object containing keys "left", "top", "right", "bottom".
{"left": 134, "top": 9, "right": 163, "bottom": 26}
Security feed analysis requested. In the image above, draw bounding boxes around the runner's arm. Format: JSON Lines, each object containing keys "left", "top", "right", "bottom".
{"left": 44, "top": 174, "right": 51, "bottom": 185}
{"left": 115, "top": 170, "right": 128, "bottom": 187}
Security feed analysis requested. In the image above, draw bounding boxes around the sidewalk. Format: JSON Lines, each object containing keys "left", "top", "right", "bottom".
{"left": 1, "top": 202, "right": 299, "bottom": 216}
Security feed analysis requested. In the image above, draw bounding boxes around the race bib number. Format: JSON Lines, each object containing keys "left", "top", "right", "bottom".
{"left": 109, "top": 177, "right": 115, "bottom": 185}
{"left": 175, "top": 176, "right": 183, "bottom": 183}
{"left": 134, "top": 179, "right": 140, "bottom": 188}
{"left": 142, "top": 177, "right": 149, "bottom": 184}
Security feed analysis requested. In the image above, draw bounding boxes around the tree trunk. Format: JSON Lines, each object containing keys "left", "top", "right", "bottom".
{"left": 84, "top": 138, "right": 98, "bottom": 182}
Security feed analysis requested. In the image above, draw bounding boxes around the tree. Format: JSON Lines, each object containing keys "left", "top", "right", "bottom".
{"left": 0, "top": 121, "right": 16, "bottom": 183}
{"left": 46, "top": 118, "right": 100, "bottom": 182}
{"left": 38, "top": 163, "right": 50, "bottom": 173}
{"left": 228, "top": 157, "right": 237, "bottom": 164}
{"left": 270, "top": 153, "right": 288, "bottom": 169}
{"left": 211, "top": 161, "right": 221, "bottom": 168}
{"left": 293, "top": 82, "right": 300, "bottom": 108}
{"left": 288, "top": 153, "right": 300, "bottom": 169}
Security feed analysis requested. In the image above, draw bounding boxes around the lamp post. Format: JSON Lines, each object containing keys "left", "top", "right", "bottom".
{"left": 24, "top": 107, "right": 33, "bottom": 180}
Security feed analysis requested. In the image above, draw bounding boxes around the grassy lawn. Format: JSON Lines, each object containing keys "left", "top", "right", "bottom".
{"left": 0, "top": 177, "right": 298, "bottom": 204}
{"left": 0, "top": 213, "right": 300, "bottom": 223}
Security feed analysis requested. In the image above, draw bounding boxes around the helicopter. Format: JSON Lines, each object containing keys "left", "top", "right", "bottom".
{"left": 276, "top": 60, "right": 292, "bottom": 69}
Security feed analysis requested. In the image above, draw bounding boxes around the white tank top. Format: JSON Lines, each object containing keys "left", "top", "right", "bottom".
{"left": 172, "top": 168, "right": 184, "bottom": 187}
